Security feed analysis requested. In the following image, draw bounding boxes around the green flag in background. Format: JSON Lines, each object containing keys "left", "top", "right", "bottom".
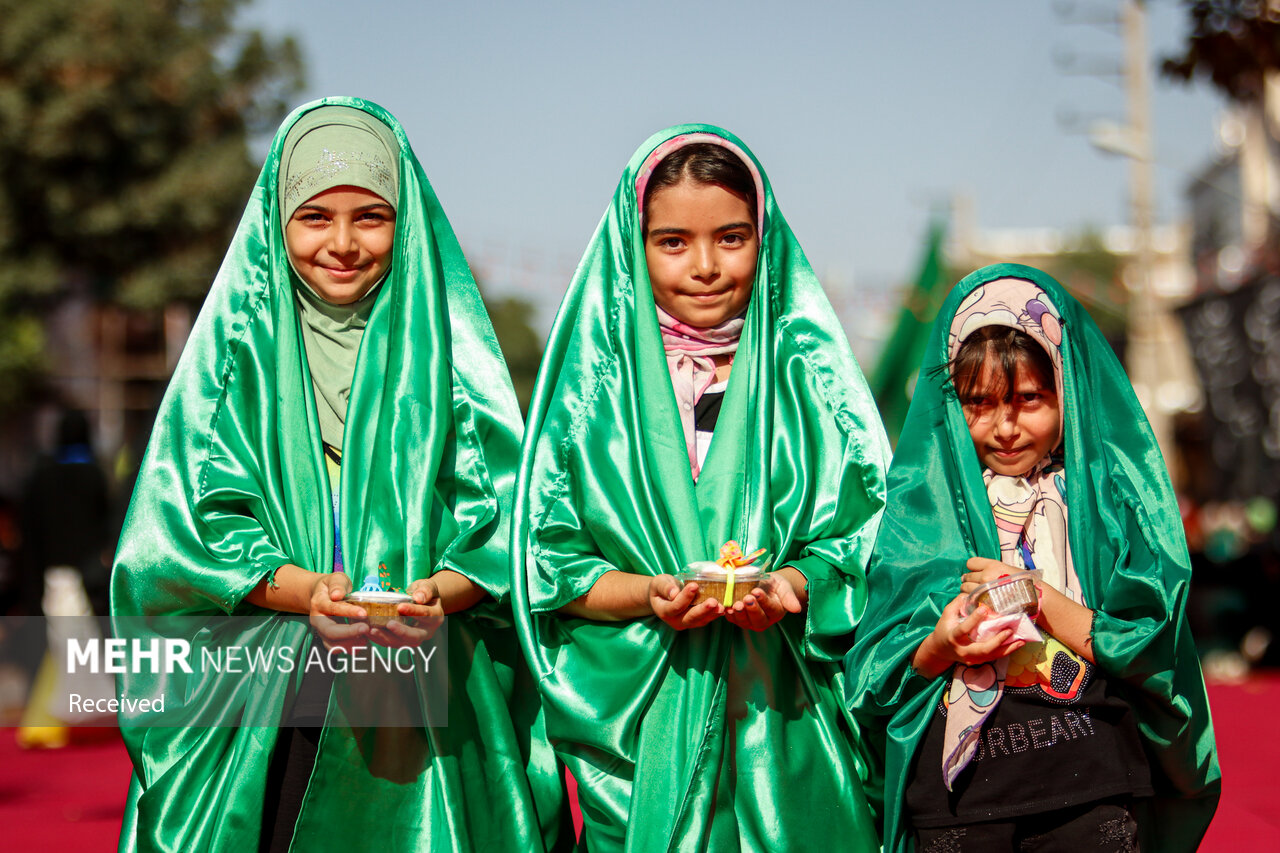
{"left": 871, "top": 219, "right": 949, "bottom": 445}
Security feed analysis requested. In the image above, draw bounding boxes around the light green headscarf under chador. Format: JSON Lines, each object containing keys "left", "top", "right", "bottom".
{"left": 843, "top": 264, "right": 1220, "bottom": 852}
{"left": 512, "top": 124, "right": 891, "bottom": 852}
{"left": 110, "top": 98, "right": 566, "bottom": 853}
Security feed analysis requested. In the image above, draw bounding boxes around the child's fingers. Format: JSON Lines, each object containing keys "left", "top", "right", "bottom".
{"left": 775, "top": 584, "right": 802, "bottom": 614}
{"left": 724, "top": 596, "right": 766, "bottom": 630}
{"left": 407, "top": 579, "right": 439, "bottom": 606}
{"left": 954, "top": 604, "right": 987, "bottom": 639}
{"left": 682, "top": 598, "right": 722, "bottom": 628}
{"left": 651, "top": 573, "right": 684, "bottom": 603}
{"left": 994, "top": 638, "right": 1026, "bottom": 658}
{"left": 367, "top": 625, "right": 403, "bottom": 646}
{"left": 962, "top": 630, "right": 1016, "bottom": 662}
{"left": 749, "top": 591, "right": 784, "bottom": 623}
{"left": 318, "top": 598, "right": 367, "bottom": 622}
{"left": 743, "top": 596, "right": 772, "bottom": 629}
{"left": 724, "top": 606, "right": 764, "bottom": 631}
{"left": 325, "top": 574, "right": 353, "bottom": 601}
{"left": 964, "top": 557, "right": 1005, "bottom": 575}
{"left": 670, "top": 581, "right": 699, "bottom": 609}
{"left": 315, "top": 618, "right": 369, "bottom": 651}
{"left": 315, "top": 614, "right": 367, "bottom": 638}
{"left": 651, "top": 595, "right": 689, "bottom": 624}
{"left": 395, "top": 601, "right": 444, "bottom": 632}
{"left": 373, "top": 617, "right": 437, "bottom": 647}
{"left": 941, "top": 593, "right": 969, "bottom": 618}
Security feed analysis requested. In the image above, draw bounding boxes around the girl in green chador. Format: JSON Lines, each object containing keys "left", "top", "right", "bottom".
{"left": 111, "top": 98, "right": 566, "bottom": 852}
{"left": 512, "top": 126, "right": 890, "bottom": 850}
{"left": 844, "top": 265, "right": 1220, "bottom": 851}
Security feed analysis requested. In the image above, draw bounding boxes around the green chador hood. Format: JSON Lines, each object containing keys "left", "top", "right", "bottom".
{"left": 110, "top": 97, "right": 564, "bottom": 852}
{"left": 511, "top": 124, "right": 891, "bottom": 851}
{"left": 843, "top": 263, "right": 1221, "bottom": 852}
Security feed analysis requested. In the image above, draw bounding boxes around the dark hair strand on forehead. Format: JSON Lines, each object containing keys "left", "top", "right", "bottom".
{"left": 947, "top": 326, "right": 1055, "bottom": 402}
{"left": 642, "top": 143, "right": 757, "bottom": 231}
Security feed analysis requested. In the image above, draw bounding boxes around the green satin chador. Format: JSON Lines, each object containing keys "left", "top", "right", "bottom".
{"left": 843, "top": 264, "right": 1221, "bottom": 851}
{"left": 110, "top": 97, "right": 566, "bottom": 853}
{"left": 511, "top": 124, "right": 891, "bottom": 852}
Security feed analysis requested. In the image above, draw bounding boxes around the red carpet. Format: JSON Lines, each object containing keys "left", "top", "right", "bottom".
{"left": 0, "top": 728, "right": 132, "bottom": 851}
{"left": 1199, "top": 671, "right": 1280, "bottom": 851}
{"left": 1, "top": 673, "right": 1276, "bottom": 850}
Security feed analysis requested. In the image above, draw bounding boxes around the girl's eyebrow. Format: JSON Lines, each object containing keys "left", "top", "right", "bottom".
{"left": 647, "top": 221, "right": 753, "bottom": 238}
{"left": 292, "top": 202, "right": 394, "bottom": 215}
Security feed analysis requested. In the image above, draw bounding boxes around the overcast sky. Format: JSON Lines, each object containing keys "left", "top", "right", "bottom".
{"left": 241, "top": 0, "right": 1226, "bottom": 340}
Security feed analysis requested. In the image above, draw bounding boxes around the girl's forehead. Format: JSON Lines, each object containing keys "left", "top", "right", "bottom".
{"left": 635, "top": 132, "right": 765, "bottom": 234}
{"left": 644, "top": 180, "right": 753, "bottom": 222}
{"left": 965, "top": 354, "right": 1055, "bottom": 394}
{"left": 297, "top": 184, "right": 393, "bottom": 208}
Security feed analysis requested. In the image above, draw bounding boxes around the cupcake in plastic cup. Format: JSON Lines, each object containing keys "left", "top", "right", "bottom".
{"left": 963, "top": 570, "right": 1040, "bottom": 618}
{"left": 344, "top": 590, "right": 415, "bottom": 627}
{"left": 677, "top": 561, "right": 771, "bottom": 608}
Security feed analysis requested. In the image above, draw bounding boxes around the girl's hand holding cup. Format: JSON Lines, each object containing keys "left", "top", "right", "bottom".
{"left": 369, "top": 577, "right": 446, "bottom": 648}
{"left": 913, "top": 593, "right": 1026, "bottom": 679}
{"left": 649, "top": 573, "right": 723, "bottom": 630}
{"left": 309, "top": 572, "right": 370, "bottom": 651}
{"left": 959, "top": 556, "right": 1015, "bottom": 596}
{"left": 724, "top": 574, "right": 802, "bottom": 632}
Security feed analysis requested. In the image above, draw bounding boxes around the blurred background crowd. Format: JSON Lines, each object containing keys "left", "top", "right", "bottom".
{"left": 2, "top": 0, "right": 1280, "bottom": 730}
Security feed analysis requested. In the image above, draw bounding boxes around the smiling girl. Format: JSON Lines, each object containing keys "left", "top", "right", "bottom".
{"left": 283, "top": 187, "right": 395, "bottom": 303}
{"left": 513, "top": 126, "right": 890, "bottom": 850}
{"left": 844, "top": 266, "right": 1220, "bottom": 852}
{"left": 111, "top": 99, "right": 565, "bottom": 852}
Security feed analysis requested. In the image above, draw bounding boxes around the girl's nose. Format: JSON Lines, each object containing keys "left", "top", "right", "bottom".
{"left": 994, "top": 407, "right": 1020, "bottom": 440}
{"left": 329, "top": 218, "right": 358, "bottom": 256}
{"left": 690, "top": 242, "right": 717, "bottom": 281}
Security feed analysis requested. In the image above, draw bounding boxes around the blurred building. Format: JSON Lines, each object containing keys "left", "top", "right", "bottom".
{"left": 1179, "top": 102, "right": 1280, "bottom": 508}
{"left": 1186, "top": 95, "right": 1280, "bottom": 292}
{"left": 0, "top": 295, "right": 189, "bottom": 496}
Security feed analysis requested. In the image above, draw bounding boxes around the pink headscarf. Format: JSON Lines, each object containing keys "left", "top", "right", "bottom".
{"left": 655, "top": 305, "right": 743, "bottom": 480}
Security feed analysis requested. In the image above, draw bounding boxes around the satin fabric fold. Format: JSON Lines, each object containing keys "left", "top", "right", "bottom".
{"left": 843, "top": 263, "right": 1221, "bottom": 852}
{"left": 110, "top": 97, "right": 566, "bottom": 853}
{"left": 512, "top": 124, "right": 890, "bottom": 852}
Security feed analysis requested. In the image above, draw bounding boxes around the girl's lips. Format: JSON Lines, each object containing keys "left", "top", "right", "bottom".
{"left": 321, "top": 266, "right": 361, "bottom": 281}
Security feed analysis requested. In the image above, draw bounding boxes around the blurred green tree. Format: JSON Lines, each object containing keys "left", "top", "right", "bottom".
{"left": 480, "top": 292, "right": 543, "bottom": 417}
{"left": 1040, "top": 229, "right": 1127, "bottom": 343}
{"left": 1163, "top": 1, "right": 1280, "bottom": 263}
{"left": 0, "top": 0, "right": 303, "bottom": 409}
{"left": 1162, "top": 0, "right": 1280, "bottom": 102}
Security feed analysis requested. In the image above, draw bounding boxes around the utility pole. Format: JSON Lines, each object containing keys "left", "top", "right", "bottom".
{"left": 1120, "top": 0, "right": 1171, "bottom": 456}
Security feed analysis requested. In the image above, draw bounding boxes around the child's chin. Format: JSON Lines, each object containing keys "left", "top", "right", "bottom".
{"left": 673, "top": 306, "right": 732, "bottom": 328}
{"left": 985, "top": 456, "right": 1034, "bottom": 477}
